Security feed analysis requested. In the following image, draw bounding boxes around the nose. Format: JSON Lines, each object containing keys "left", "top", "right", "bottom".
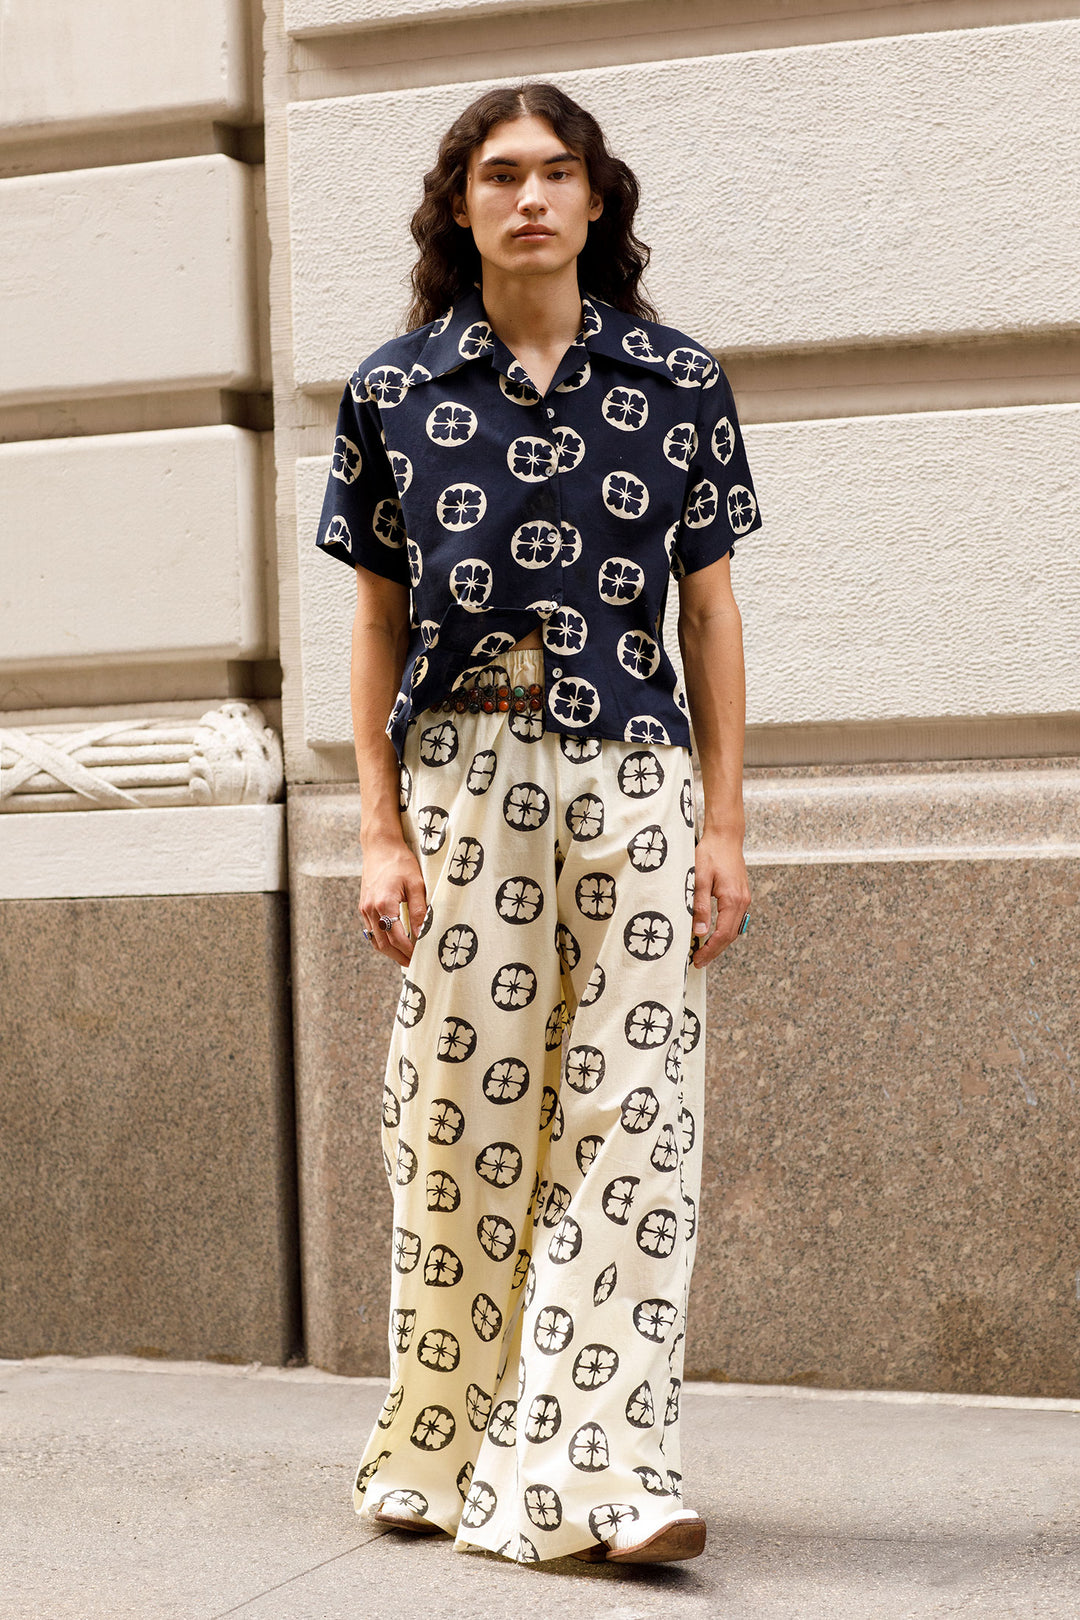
{"left": 517, "top": 173, "right": 546, "bottom": 215}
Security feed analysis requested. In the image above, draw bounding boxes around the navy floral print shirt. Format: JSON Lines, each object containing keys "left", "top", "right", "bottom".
{"left": 316, "top": 288, "right": 761, "bottom": 759}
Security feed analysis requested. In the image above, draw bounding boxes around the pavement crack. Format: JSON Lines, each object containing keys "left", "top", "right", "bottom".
{"left": 204, "top": 1533, "right": 384, "bottom": 1618}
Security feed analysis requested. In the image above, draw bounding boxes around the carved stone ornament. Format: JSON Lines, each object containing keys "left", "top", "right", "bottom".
{"left": 0, "top": 703, "right": 284, "bottom": 812}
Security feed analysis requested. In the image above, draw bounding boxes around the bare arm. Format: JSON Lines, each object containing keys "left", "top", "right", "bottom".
{"left": 677, "top": 553, "right": 751, "bottom": 967}
{"left": 352, "top": 566, "right": 426, "bottom": 966}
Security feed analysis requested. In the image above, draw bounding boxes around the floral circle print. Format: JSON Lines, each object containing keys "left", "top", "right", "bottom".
{"left": 318, "top": 288, "right": 762, "bottom": 759}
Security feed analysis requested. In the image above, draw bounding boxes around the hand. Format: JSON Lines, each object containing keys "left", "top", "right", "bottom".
{"left": 359, "top": 838, "right": 427, "bottom": 968}
{"left": 690, "top": 831, "right": 750, "bottom": 968}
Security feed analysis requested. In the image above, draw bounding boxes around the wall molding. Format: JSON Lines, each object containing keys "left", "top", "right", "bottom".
{"left": 0, "top": 804, "right": 287, "bottom": 898}
{"left": 1, "top": 704, "right": 283, "bottom": 813}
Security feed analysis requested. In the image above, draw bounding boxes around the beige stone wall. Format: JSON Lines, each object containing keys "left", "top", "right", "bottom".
{"left": 0, "top": 0, "right": 274, "bottom": 721}
{"left": 266, "top": 2, "right": 1080, "bottom": 780}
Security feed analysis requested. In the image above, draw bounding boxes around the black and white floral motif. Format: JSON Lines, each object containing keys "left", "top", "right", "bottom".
{"left": 428, "top": 1097, "right": 465, "bottom": 1144}
{"left": 376, "top": 1385, "right": 404, "bottom": 1428}
{"left": 419, "top": 720, "right": 458, "bottom": 766}
{"left": 460, "top": 1384, "right": 492, "bottom": 1433}
{"left": 471, "top": 1292, "right": 502, "bottom": 1342}
{"left": 662, "top": 422, "right": 698, "bottom": 467}
{"left": 447, "top": 835, "right": 484, "bottom": 885}
{"left": 417, "top": 1328, "right": 460, "bottom": 1371}
{"left": 620, "top": 1087, "right": 661, "bottom": 1135}
{"left": 548, "top": 677, "right": 601, "bottom": 728}
{"left": 597, "top": 556, "right": 645, "bottom": 604}
{"left": 450, "top": 558, "right": 492, "bottom": 611}
{"left": 482, "top": 1058, "right": 530, "bottom": 1104}
{"left": 543, "top": 607, "right": 588, "bottom": 656}
{"left": 477, "top": 1214, "right": 516, "bottom": 1261}
{"left": 487, "top": 1399, "right": 518, "bottom": 1447}
{"left": 572, "top": 1344, "right": 620, "bottom": 1389}
{"left": 524, "top": 1393, "right": 562, "bottom": 1442}
{"left": 437, "top": 1015, "right": 477, "bottom": 1062}
{"left": 392, "top": 1227, "right": 421, "bottom": 1273}
{"left": 711, "top": 416, "right": 735, "bottom": 464}
{"left": 579, "top": 963, "right": 606, "bottom": 1006}
{"left": 423, "top": 1243, "right": 463, "bottom": 1287}
{"left": 650, "top": 1124, "right": 680, "bottom": 1173}
{"left": 503, "top": 782, "right": 550, "bottom": 830}
{"left": 625, "top": 1380, "right": 656, "bottom": 1428}
{"left": 493, "top": 875, "right": 543, "bottom": 925}
{"left": 602, "top": 471, "right": 650, "bottom": 519}
{"left": 461, "top": 1478, "right": 497, "bottom": 1527}
{"left": 533, "top": 1305, "right": 574, "bottom": 1354}
{"left": 593, "top": 1261, "right": 618, "bottom": 1305}
{"left": 510, "top": 521, "right": 561, "bottom": 569}
{"left": 396, "top": 980, "right": 426, "bottom": 1028}
{"left": 395, "top": 1141, "right": 417, "bottom": 1184}
{"left": 491, "top": 962, "right": 538, "bottom": 1009}
{"left": 547, "top": 1213, "right": 583, "bottom": 1265}
{"left": 475, "top": 1141, "right": 523, "bottom": 1187}
{"left": 438, "top": 925, "right": 478, "bottom": 972}
{"left": 589, "top": 1503, "right": 639, "bottom": 1541}
{"left": 524, "top": 1484, "right": 563, "bottom": 1531}
{"left": 508, "top": 436, "right": 557, "bottom": 483}
{"left": 624, "top": 910, "right": 675, "bottom": 961}
{"left": 618, "top": 751, "right": 664, "bottom": 797}
{"left": 632, "top": 1298, "right": 679, "bottom": 1342}
{"left": 466, "top": 749, "right": 498, "bottom": 795}
{"left": 559, "top": 733, "right": 601, "bottom": 762}
{"left": 565, "top": 791, "right": 604, "bottom": 840}
{"left": 575, "top": 1133, "right": 604, "bottom": 1175}
{"left": 617, "top": 630, "right": 661, "bottom": 680}
{"left": 426, "top": 401, "right": 477, "bottom": 444}
{"left": 417, "top": 804, "right": 448, "bottom": 852}
{"left": 330, "top": 435, "right": 361, "bottom": 483}
{"left": 391, "top": 1308, "right": 415, "bottom": 1353}
{"left": 636, "top": 1208, "right": 679, "bottom": 1258}
{"left": 601, "top": 1175, "right": 639, "bottom": 1225}
{"left": 437, "top": 483, "right": 487, "bottom": 530}
{"left": 625, "top": 1000, "right": 674, "bottom": 1049}
{"left": 727, "top": 484, "right": 758, "bottom": 533}
{"left": 569, "top": 1422, "right": 611, "bottom": 1473}
{"left": 427, "top": 1168, "right": 461, "bottom": 1211}
{"left": 565, "top": 1044, "right": 605, "bottom": 1093}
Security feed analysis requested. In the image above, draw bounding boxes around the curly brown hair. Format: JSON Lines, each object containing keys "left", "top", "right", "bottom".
{"left": 404, "top": 82, "right": 658, "bottom": 331}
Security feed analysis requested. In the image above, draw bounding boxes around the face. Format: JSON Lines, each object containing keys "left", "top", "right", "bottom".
{"left": 453, "top": 114, "right": 603, "bottom": 280}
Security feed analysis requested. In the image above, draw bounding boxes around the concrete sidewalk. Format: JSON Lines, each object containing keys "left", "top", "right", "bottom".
{"left": 1, "top": 1357, "right": 1077, "bottom": 1620}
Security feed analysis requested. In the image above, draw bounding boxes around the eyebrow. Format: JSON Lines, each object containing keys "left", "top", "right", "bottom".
{"left": 476, "top": 151, "right": 582, "bottom": 169}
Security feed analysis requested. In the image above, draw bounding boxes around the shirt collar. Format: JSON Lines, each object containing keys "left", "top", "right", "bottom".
{"left": 409, "top": 287, "right": 715, "bottom": 389}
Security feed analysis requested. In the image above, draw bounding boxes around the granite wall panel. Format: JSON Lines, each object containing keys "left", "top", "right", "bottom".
{"left": 289, "top": 782, "right": 1079, "bottom": 1394}
{"left": 0, "top": 892, "right": 301, "bottom": 1364}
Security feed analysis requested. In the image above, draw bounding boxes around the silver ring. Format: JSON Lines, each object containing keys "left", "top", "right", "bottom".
{"left": 738, "top": 910, "right": 750, "bottom": 937}
{"left": 361, "top": 927, "right": 372, "bottom": 943}
{"left": 378, "top": 915, "right": 396, "bottom": 932}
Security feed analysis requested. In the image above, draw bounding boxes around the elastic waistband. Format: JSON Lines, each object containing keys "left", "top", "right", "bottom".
{"left": 497, "top": 649, "right": 545, "bottom": 680}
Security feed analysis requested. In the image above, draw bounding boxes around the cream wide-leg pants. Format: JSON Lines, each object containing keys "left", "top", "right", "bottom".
{"left": 353, "top": 650, "right": 706, "bottom": 1563}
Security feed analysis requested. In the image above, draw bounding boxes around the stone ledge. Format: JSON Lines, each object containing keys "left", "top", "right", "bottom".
{"left": 288, "top": 764, "right": 1080, "bottom": 873}
{"left": 0, "top": 804, "right": 286, "bottom": 898}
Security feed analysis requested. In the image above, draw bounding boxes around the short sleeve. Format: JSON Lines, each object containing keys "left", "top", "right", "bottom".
{"left": 315, "top": 380, "right": 410, "bottom": 586}
{"left": 672, "top": 365, "right": 761, "bottom": 577}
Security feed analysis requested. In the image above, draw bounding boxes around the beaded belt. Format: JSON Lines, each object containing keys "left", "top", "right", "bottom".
{"left": 433, "top": 680, "right": 544, "bottom": 716}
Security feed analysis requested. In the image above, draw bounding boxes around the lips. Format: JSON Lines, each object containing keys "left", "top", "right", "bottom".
{"left": 513, "top": 227, "right": 553, "bottom": 238}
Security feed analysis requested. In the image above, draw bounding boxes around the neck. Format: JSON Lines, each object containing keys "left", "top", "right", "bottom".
{"left": 478, "top": 262, "right": 583, "bottom": 353}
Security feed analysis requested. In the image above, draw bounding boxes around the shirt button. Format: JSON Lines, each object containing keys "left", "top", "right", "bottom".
{"left": 545, "top": 407, "right": 555, "bottom": 420}
{"left": 551, "top": 666, "right": 563, "bottom": 679}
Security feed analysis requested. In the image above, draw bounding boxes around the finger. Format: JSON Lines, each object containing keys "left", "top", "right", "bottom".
{"left": 693, "top": 901, "right": 748, "bottom": 967}
{"left": 691, "top": 882, "right": 714, "bottom": 949}
{"left": 404, "top": 875, "right": 427, "bottom": 946}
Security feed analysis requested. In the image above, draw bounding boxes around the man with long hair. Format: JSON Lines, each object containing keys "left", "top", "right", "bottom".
{"left": 317, "top": 81, "right": 761, "bottom": 1566}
